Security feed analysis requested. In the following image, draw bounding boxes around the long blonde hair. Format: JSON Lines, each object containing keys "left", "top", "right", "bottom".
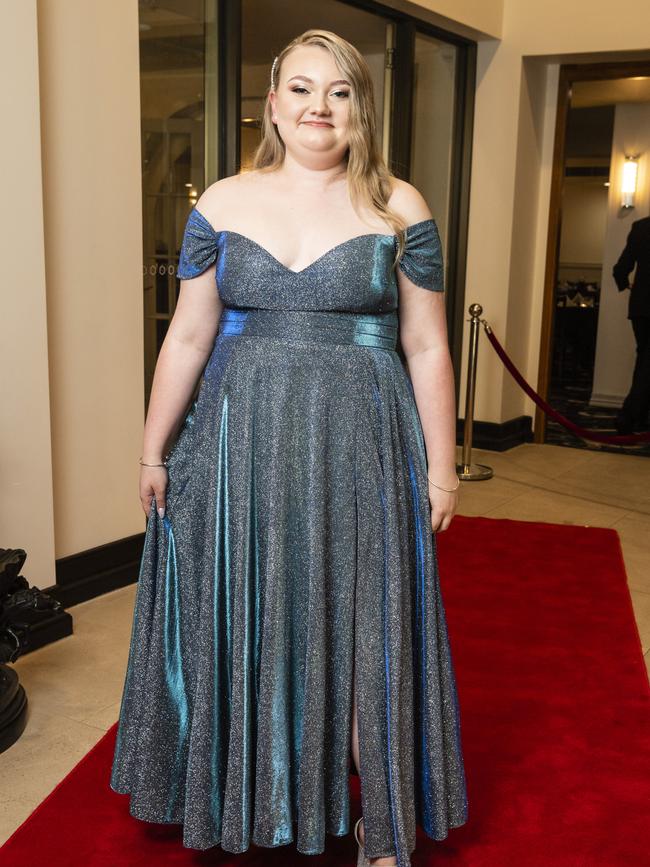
{"left": 251, "top": 29, "right": 408, "bottom": 265}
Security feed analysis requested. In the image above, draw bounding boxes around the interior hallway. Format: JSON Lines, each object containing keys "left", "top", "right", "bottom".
{"left": 1, "top": 442, "right": 648, "bottom": 845}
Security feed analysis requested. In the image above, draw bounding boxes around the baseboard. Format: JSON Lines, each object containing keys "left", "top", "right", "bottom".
{"left": 589, "top": 391, "right": 624, "bottom": 409}
{"left": 12, "top": 533, "right": 144, "bottom": 657}
{"left": 457, "top": 415, "right": 534, "bottom": 452}
{"left": 45, "top": 532, "right": 145, "bottom": 608}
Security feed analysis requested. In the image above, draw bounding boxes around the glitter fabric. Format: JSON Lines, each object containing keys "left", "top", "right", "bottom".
{"left": 110, "top": 206, "right": 468, "bottom": 866}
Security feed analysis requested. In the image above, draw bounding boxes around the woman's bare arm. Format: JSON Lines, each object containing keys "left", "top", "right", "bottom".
{"left": 390, "top": 179, "right": 458, "bottom": 532}
{"left": 399, "top": 281, "right": 458, "bottom": 532}
{"left": 139, "top": 260, "right": 223, "bottom": 520}
{"left": 142, "top": 262, "right": 223, "bottom": 462}
{"left": 399, "top": 288, "right": 457, "bottom": 477}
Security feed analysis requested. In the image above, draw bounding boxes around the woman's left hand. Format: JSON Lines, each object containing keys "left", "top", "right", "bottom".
{"left": 428, "top": 485, "right": 459, "bottom": 533}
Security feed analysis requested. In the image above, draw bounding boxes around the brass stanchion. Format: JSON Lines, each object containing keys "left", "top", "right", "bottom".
{"left": 456, "top": 303, "right": 493, "bottom": 480}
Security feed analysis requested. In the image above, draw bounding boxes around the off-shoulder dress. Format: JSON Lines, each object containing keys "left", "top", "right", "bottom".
{"left": 110, "top": 207, "right": 468, "bottom": 867}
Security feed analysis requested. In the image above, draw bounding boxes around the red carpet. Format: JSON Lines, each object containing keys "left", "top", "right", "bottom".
{"left": 1, "top": 514, "right": 649, "bottom": 866}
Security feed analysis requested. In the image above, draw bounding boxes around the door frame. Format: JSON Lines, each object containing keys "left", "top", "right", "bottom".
{"left": 535, "top": 58, "right": 650, "bottom": 442}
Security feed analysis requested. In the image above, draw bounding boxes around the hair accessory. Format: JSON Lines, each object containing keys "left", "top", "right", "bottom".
{"left": 270, "top": 54, "right": 279, "bottom": 90}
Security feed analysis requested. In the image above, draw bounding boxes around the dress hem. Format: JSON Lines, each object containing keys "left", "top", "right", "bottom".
{"left": 110, "top": 780, "right": 466, "bottom": 856}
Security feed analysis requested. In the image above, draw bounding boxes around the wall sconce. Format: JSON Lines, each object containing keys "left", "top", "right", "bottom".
{"left": 621, "top": 155, "right": 639, "bottom": 209}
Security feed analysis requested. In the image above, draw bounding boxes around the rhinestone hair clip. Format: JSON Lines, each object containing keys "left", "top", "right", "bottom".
{"left": 270, "top": 54, "right": 279, "bottom": 90}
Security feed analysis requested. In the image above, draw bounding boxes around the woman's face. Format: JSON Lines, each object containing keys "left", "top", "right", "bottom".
{"left": 269, "top": 45, "right": 351, "bottom": 162}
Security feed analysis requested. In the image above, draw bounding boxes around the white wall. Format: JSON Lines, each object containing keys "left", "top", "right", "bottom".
{"left": 37, "top": 0, "right": 145, "bottom": 566}
{"left": 0, "top": 0, "right": 55, "bottom": 586}
{"left": 560, "top": 180, "right": 609, "bottom": 268}
{"left": 414, "top": 0, "right": 503, "bottom": 39}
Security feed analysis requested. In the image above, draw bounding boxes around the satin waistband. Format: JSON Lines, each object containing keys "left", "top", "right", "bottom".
{"left": 217, "top": 306, "right": 398, "bottom": 351}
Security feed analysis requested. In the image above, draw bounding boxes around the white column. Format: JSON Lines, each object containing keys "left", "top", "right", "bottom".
{"left": 0, "top": 0, "right": 55, "bottom": 588}
{"left": 38, "top": 0, "right": 145, "bottom": 558}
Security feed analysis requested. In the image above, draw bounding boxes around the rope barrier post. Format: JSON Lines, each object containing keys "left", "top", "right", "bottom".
{"left": 456, "top": 303, "right": 493, "bottom": 481}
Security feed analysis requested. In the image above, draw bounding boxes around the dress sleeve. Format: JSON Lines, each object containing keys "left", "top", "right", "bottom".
{"left": 397, "top": 218, "right": 445, "bottom": 292}
{"left": 176, "top": 207, "right": 219, "bottom": 279}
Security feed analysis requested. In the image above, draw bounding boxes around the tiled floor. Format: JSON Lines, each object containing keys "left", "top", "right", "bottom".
{"left": 1, "top": 443, "right": 649, "bottom": 846}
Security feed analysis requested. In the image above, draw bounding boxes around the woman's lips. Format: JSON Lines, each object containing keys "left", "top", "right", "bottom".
{"left": 303, "top": 121, "right": 333, "bottom": 127}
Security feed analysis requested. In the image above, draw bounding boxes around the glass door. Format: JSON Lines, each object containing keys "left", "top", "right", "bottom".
{"left": 138, "top": 0, "right": 218, "bottom": 404}
{"left": 411, "top": 33, "right": 457, "bottom": 268}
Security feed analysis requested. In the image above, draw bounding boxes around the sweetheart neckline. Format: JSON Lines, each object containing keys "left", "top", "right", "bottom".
{"left": 189, "top": 206, "right": 435, "bottom": 276}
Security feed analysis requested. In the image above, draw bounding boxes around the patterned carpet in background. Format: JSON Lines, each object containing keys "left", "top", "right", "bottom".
{"left": 546, "top": 379, "right": 650, "bottom": 458}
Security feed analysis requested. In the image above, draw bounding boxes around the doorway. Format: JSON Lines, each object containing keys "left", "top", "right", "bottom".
{"left": 538, "top": 61, "right": 650, "bottom": 456}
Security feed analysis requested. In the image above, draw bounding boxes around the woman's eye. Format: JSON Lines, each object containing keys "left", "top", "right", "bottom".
{"left": 289, "top": 87, "right": 350, "bottom": 98}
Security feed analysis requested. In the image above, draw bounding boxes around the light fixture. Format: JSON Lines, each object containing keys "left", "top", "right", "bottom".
{"left": 621, "top": 155, "right": 639, "bottom": 209}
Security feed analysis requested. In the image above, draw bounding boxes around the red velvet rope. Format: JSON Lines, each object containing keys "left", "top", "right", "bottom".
{"left": 482, "top": 322, "right": 650, "bottom": 445}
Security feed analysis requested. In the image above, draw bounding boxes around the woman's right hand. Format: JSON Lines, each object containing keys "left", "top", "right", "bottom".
{"left": 140, "top": 464, "right": 169, "bottom": 519}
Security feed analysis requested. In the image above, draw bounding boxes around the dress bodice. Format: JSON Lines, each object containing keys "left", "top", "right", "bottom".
{"left": 176, "top": 206, "right": 444, "bottom": 313}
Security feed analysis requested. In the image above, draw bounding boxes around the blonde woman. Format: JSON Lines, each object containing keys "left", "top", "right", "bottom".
{"left": 111, "top": 29, "right": 468, "bottom": 867}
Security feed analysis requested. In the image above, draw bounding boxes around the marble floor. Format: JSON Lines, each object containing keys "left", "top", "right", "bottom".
{"left": 1, "top": 442, "right": 649, "bottom": 847}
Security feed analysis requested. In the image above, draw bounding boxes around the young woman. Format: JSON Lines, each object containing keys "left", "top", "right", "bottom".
{"left": 111, "top": 28, "right": 468, "bottom": 867}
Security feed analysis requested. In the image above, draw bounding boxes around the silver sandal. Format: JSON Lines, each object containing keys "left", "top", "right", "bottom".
{"left": 354, "top": 816, "right": 370, "bottom": 866}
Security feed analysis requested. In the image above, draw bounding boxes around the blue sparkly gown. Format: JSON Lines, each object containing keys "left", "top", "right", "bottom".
{"left": 110, "top": 207, "right": 468, "bottom": 867}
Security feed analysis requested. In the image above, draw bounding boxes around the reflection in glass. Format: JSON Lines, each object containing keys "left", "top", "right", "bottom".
{"left": 139, "top": 1, "right": 212, "bottom": 404}
{"left": 411, "top": 33, "right": 457, "bottom": 274}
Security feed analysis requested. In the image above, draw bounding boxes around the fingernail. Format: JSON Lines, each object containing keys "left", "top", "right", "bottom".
{"left": 158, "top": 507, "right": 165, "bottom": 517}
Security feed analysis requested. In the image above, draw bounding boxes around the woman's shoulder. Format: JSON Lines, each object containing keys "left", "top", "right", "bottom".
{"left": 386, "top": 177, "right": 434, "bottom": 228}
{"left": 194, "top": 171, "right": 267, "bottom": 226}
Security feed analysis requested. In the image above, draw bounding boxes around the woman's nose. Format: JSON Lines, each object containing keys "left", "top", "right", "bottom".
{"left": 310, "top": 92, "right": 330, "bottom": 114}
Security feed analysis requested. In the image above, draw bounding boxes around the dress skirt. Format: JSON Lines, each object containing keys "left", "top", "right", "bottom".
{"left": 110, "top": 306, "right": 468, "bottom": 867}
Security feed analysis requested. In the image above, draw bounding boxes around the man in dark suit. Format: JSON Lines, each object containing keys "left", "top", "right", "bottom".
{"left": 612, "top": 215, "right": 650, "bottom": 434}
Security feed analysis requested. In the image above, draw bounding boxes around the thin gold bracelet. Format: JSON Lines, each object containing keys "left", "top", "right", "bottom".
{"left": 427, "top": 474, "right": 460, "bottom": 492}
{"left": 139, "top": 456, "right": 167, "bottom": 467}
